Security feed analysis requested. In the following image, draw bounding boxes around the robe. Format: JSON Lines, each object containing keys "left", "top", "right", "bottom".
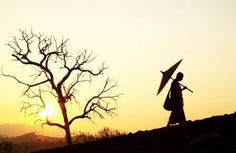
{"left": 168, "top": 79, "right": 186, "bottom": 125}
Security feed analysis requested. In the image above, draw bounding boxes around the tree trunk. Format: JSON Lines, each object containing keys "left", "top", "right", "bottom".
{"left": 60, "top": 102, "right": 72, "bottom": 146}
{"left": 65, "top": 123, "right": 72, "bottom": 146}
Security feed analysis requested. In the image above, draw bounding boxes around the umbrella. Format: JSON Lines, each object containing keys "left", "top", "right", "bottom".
{"left": 156, "top": 59, "right": 193, "bottom": 95}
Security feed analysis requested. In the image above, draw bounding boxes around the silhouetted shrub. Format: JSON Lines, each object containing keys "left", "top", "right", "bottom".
{"left": 73, "top": 132, "right": 96, "bottom": 144}
{"left": 98, "top": 127, "right": 126, "bottom": 139}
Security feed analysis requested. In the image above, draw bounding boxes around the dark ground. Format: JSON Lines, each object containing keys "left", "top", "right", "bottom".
{"left": 33, "top": 112, "right": 236, "bottom": 153}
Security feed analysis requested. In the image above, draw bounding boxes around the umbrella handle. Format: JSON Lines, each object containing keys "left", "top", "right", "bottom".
{"left": 179, "top": 83, "right": 193, "bottom": 93}
{"left": 170, "top": 77, "right": 193, "bottom": 93}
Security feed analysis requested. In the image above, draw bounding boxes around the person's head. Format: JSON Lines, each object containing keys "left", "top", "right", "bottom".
{"left": 176, "top": 72, "right": 184, "bottom": 81}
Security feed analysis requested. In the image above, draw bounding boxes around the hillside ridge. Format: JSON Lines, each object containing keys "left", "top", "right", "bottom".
{"left": 33, "top": 112, "right": 236, "bottom": 153}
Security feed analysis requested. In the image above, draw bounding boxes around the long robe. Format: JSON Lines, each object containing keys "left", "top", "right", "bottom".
{"left": 168, "top": 79, "right": 186, "bottom": 125}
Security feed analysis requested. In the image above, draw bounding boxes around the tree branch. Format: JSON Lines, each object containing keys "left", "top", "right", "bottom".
{"left": 1, "top": 72, "right": 50, "bottom": 95}
{"left": 42, "top": 120, "right": 65, "bottom": 129}
{"left": 69, "top": 77, "right": 121, "bottom": 125}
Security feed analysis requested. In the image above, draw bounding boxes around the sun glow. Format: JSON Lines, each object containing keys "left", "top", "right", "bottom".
{"left": 39, "top": 104, "right": 54, "bottom": 120}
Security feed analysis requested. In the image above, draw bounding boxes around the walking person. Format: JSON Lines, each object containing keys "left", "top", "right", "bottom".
{"left": 167, "top": 72, "right": 187, "bottom": 127}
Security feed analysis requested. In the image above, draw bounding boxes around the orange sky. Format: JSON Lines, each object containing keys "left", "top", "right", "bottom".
{"left": 0, "top": 0, "right": 236, "bottom": 137}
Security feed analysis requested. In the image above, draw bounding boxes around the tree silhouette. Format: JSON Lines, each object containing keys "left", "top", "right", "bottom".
{"left": 2, "top": 30, "right": 121, "bottom": 146}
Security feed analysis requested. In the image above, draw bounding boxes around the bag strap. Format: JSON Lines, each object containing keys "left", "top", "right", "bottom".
{"left": 167, "top": 89, "right": 171, "bottom": 99}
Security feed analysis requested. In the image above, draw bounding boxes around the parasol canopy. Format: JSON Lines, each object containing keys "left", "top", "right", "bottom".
{"left": 157, "top": 59, "right": 182, "bottom": 95}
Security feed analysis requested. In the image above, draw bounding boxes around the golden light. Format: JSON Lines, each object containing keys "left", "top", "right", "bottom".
{"left": 39, "top": 104, "right": 54, "bottom": 121}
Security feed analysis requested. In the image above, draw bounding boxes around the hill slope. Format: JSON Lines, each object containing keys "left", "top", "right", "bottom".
{"left": 11, "top": 132, "right": 64, "bottom": 144}
{"left": 0, "top": 124, "right": 36, "bottom": 137}
{"left": 33, "top": 112, "right": 236, "bottom": 153}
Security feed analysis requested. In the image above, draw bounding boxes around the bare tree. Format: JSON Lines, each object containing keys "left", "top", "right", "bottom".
{"left": 2, "top": 30, "right": 121, "bottom": 146}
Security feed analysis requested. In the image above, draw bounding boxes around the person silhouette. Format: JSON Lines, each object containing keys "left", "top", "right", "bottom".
{"left": 167, "top": 72, "right": 187, "bottom": 127}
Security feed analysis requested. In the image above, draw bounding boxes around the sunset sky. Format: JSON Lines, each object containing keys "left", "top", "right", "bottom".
{"left": 0, "top": 0, "right": 236, "bottom": 137}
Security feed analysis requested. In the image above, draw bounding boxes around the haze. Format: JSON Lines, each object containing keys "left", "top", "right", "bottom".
{"left": 0, "top": 0, "right": 236, "bottom": 137}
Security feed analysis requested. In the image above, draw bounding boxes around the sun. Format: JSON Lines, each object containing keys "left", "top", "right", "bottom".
{"left": 39, "top": 104, "right": 54, "bottom": 120}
